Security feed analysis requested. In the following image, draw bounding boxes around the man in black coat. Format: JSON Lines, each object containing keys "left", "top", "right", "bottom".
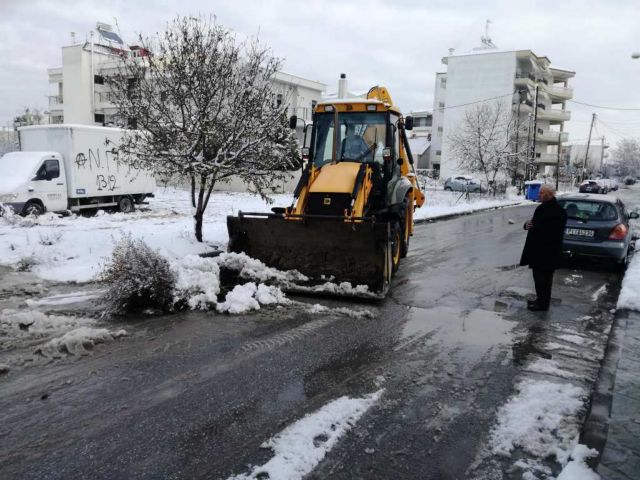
{"left": 520, "top": 184, "right": 567, "bottom": 311}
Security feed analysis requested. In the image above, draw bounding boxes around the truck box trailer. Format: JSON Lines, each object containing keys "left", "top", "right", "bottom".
{"left": 0, "top": 124, "right": 155, "bottom": 215}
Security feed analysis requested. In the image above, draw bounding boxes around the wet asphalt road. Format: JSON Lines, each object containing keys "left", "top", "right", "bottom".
{"left": 0, "top": 190, "right": 635, "bottom": 480}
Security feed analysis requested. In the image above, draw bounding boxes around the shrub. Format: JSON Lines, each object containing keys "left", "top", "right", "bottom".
{"left": 99, "top": 235, "right": 176, "bottom": 316}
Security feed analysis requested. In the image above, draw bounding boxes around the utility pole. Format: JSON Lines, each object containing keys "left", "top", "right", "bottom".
{"left": 600, "top": 136, "right": 606, "bottom": 175}
{"left": 530, "top": 84, "right": 540, "bottom": 180}
{"left": 582, "top": 113, "right": 596, "bottom": 183}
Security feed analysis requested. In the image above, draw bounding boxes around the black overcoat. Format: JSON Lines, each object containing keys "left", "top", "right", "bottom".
{"left": 519, "top": 197, "right": 567, "bottom": 270}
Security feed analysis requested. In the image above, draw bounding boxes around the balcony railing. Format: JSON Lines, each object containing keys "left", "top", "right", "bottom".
{"left": 535, "top": 152, "right": 560, "bottom": 165}
{"left": 95, "top": 92, "right": 115, "bottom": 105}
{"left": 536, "top": 130, "right": 569, "bottom": 144}
{"left": 48, "top": 95, "right": 63, "bottom": 105}
{"left": 543, "top": 84, "right": 573, "bottom": 100}
{"left": 537, "top": 108, "right": 571, "bottom": 123}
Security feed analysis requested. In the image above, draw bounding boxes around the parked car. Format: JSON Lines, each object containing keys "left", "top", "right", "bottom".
{"left": 579, "top": 180, "right": 606, "bottom": 194}
{"left": 623, "top": 176, "right": 636, "bottom": 185}
{"left": 443, "top": 176, "right": 487, "bottom": 193}
{"left": 557, "top": 193, "right": 638, "bottom": 270}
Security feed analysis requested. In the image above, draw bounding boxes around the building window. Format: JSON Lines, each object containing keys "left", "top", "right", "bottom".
{"left": 94, "top": 74, "right": 105, "bottom": 85}
{"left": 94, "top": 113, "right": 105, "bottom": 124}
{"left": 440, "top": 77, "right": 447, "bottom": 88}
{"left": 438, "top": 102, "right": 445, "bottom": 109}
{"left": 276, "top": 93, "right": 283, "bottom": 108}
{"left": 436, "top": 150, "right": 442, "bottom": 156}
{"left": 437, "top": 126, "right": 443, "bottom": 133}
{"left": 311, "top": 100, "right": 317, "bottom": 111}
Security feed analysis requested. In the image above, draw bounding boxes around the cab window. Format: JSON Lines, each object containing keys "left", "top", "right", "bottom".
{"left": 35, "top": 159, "right": 60, "bottom": 180}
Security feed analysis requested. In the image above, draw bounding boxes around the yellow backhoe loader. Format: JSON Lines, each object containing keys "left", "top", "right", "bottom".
{"left": 226, "top": 76, "right": 425, "bottom": 297}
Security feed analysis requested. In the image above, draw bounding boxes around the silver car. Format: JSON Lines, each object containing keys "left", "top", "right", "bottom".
{"left": 443, "top": 176, "right": 487, "bottom": 193}
{"left": 558, "top": 193, "right": 638, "bottom": 270}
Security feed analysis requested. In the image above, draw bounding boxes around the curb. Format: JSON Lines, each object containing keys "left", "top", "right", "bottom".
{"left": 414, "top": 201, "right": 531, "bottom": 225}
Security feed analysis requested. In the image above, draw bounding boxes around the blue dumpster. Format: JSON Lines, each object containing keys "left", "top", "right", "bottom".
{"left": 524, "top": 181, "right": 543, "bottom": 201}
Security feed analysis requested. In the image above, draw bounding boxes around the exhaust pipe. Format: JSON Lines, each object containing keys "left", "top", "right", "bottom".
{"left": 338, "top": 73, "right": 347, "bottom": 98}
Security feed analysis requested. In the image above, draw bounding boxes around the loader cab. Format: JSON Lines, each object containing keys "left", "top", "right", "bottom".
{"left": 308, "top": 103, "right": 402, "bottom": 177}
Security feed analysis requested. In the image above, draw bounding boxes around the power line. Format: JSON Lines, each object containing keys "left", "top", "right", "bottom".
{"left": 568, "top": 99, "right": 640, "bottom": 111}
{"left": 438, "top": 92, "right": 514, "bottom": 111}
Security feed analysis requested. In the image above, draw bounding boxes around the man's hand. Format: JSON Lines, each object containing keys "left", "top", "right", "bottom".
{"left": 524, "top": 220, "right": 533, "bottom": 230}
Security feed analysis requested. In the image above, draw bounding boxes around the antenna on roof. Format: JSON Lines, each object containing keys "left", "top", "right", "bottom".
{"left": 480, "top": 19, "right": 497, "bottom": 49}
{"left": 70, "top": 32, "right": 76, "bottom": 45}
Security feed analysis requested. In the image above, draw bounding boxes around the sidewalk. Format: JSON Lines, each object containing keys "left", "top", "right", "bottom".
{"left": 598, "top": 310, "right": 640, "bottom": 479}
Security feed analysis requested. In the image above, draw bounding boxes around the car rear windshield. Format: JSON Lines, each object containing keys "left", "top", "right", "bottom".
{"left": 558, "top": 200, "right": 618, "bottom": 221}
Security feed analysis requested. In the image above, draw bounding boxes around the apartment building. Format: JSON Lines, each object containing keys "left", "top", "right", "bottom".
{"left": 46, "top": 24, "right": 326, "bottom": 132}
{"left": 430, "top": 46, "right": 575, "bottom": 180}
{"left": 406, "top": 110, "right": 432, "bottom": 170}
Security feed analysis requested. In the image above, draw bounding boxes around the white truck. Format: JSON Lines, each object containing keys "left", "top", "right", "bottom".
{"left": 0, "top": 125, "right": 155, "bottom": 215}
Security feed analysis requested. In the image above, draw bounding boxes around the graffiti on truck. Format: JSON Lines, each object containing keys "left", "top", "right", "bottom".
{"left": 74, "top": 142, "right": 143, "bottom": 190}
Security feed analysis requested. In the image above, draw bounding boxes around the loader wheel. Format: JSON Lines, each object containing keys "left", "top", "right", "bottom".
{"left": 401, "top": 200, "right": 412, "bottom": 258}
{"left": 391, "top": 222, "right": 402, "bottom": 273}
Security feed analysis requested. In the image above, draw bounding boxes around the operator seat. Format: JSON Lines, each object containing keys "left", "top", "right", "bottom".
{"left": 341, "top": 134, "right": 370, "bottom": 161}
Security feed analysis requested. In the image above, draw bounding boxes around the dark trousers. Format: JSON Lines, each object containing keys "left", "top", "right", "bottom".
{"left": 532, "top": 268, "right": 554, "bottom": 308}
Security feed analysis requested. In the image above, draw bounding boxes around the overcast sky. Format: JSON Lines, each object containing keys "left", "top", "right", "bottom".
{"left": 2, "top": 0, "right": 640, "bottom": 148}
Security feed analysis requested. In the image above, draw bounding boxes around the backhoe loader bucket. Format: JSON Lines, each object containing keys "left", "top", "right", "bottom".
{"left": 227, "top": 214, "right": 391, "bottom": 297}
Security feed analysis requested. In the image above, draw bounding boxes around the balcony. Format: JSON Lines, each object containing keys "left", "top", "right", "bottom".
{"left": 95, "top": 92, "right": 117, "bottom": 110}
{"left": 535, "top": 152, "right": 560, "bottom": 165}
{"left": 536, "top": 129, "right": 569, "bottom": 144}
{"left": 537, "top": 108, "right": 571, "bottom": 123}
{"left": 48, "top": 95, "right": 63, "bottom": 107}
{"left": 543, "top": 84, "right": 573, "bottom": 100}
{"left": 514, "top": 72, "right": 535, "bottom": 88}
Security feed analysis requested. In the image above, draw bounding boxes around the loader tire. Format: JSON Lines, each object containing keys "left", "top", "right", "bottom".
{"left": 391, "top": 221, "right": 402, "bottom": 273}
{"left": 401, "top": 199, "right": 412, "bottom": 258}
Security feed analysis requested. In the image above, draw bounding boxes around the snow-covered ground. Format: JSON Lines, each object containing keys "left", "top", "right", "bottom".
{"left": 0, "top": 187, "right": 525, "bottom": 284}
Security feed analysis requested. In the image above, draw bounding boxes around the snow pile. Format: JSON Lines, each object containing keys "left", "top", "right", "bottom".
{"left": 229, "top": 390, "right": 383, "bottom": 480}
{"left": 172, "top": 255, "right": 221, "bottom": 309}
{"left": 617, "top": 253, "right": 640, "bottom": 310}
{"left": 217, "top": 283, "right": 289, "bottom": 314}
{"left": 217, "top": 252, "right": 308, "bottom": 284}
{"left": 490, "top": 379, "right": 586, "bottom": 463}
{"left": 35, "top": 327, "right": 127, "bottom": 357}
{"left": 307, "top": 304, "right": 374, "bottom": 319}
{"left": 1, "top": 309, "right": 93, "bottom": 338}
{"left": 557, "top": 443, "right": 600, "bottom": 480}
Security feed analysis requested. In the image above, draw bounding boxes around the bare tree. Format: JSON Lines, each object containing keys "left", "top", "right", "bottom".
{"left": 611, "top": 138, "right": 640, "bottom": 178}
{"left": 108, "top": 16, "right": 299, "bottom": 241}
{"left": 447, "top": 101, "right": 528, "bottom": 193}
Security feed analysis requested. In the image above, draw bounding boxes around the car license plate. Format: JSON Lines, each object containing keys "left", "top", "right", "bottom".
{"left": 565, "top": 228, "right": 594, "bottom": 237}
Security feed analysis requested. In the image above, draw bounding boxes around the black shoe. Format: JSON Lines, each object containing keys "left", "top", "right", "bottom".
{"left": 527, "top": 302, "right": 549, "bottom": 311}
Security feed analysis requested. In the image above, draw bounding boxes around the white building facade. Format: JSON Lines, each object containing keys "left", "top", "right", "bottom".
{"left": 430, "top": 48, "right": 574, "bottom": 181}
{"left": 46, "top": 25, "right": 326, "bottom": 133}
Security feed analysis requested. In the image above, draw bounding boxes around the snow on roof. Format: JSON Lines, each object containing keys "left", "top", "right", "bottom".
{"left": 18, "top": 124, "right": 125, "bottom": 134}
{"left": 318, "top": 97, "right": 383, "bottom": 105}
{"left": 407, "top": 137, "right": 430, "bottom": 155}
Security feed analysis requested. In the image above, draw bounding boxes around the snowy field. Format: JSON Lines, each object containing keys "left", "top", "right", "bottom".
{"left": 0, "top": 186, "right": 524, "bottom": 284}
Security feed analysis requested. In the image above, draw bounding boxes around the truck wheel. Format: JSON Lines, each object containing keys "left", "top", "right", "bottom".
{"left": 118, "top": 196, "right": 135, "bottom": 213}
{"left": 22, "top": 201, "right": 44, "bottom": 217}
